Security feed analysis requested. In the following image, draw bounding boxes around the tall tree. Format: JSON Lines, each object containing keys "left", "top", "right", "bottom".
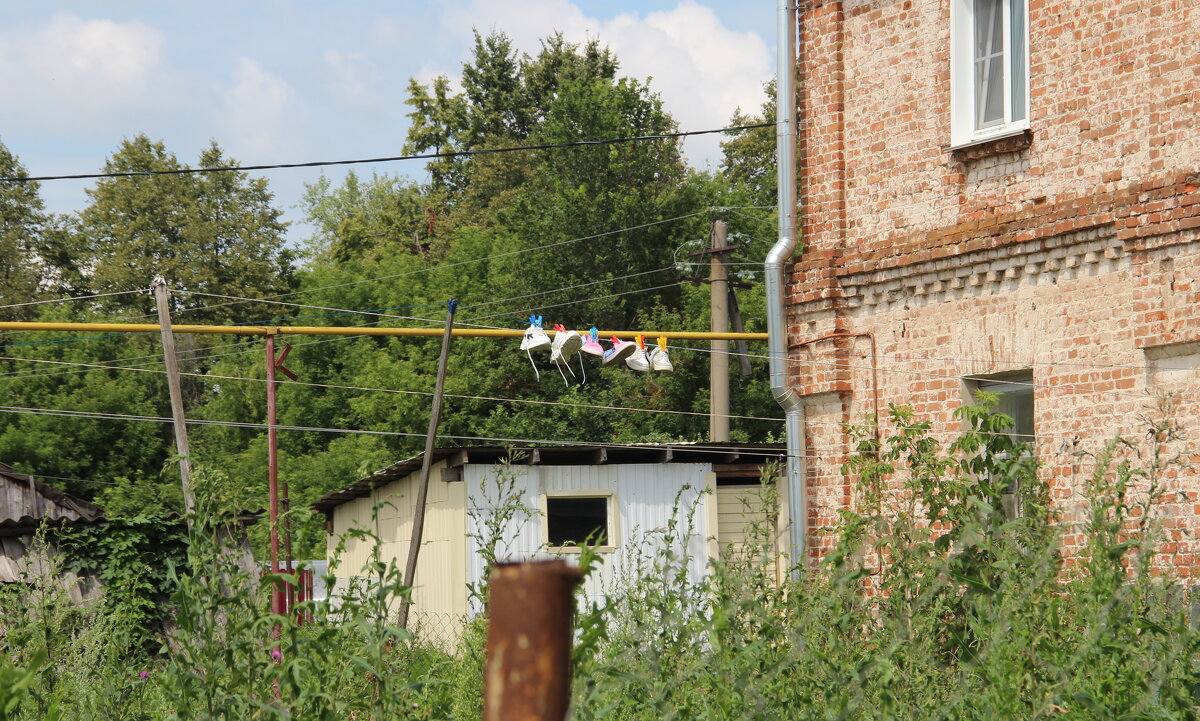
{"left": 0, "top": 139, "right": 48, "bottom": 317}
{"left": 77, "top": 136, "right": 293, "bottom": 323}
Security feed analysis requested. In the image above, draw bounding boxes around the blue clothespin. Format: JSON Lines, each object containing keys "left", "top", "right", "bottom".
{"left": 589, "top": 326, "right": 599, "bottom": 342}
{"left": 530, "top": 315, "right": 543, "bottom": 328}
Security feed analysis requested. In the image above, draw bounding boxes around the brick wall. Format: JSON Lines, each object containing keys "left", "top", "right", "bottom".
{"left": 791, "top": 0, "right": 1200, "bottom": 569}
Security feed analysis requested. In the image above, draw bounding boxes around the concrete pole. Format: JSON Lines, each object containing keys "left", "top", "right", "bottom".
{"left": 151, "top": 277, "right": 196, "bottom": 518}
{"left": 710, "top": 217, "right": 731, "bottom": 442}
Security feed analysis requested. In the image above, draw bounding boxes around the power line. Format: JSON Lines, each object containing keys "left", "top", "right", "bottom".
{"left": 1, "top": 340, "right": 1174, "bottom": 442}
{"left": 0, "top": 356, "right": 783, "bottom": 422}
{"left": 0, "top": 123, "right": 773, "bottom": 183}
{"left": 0, "top": 404, "right": 811, "bottom": 461}
{"left": 169, "top": 211, "right": 712, "bottom": 315}
{"left": 0, "top": 289, "right": 147, "bottom": 312}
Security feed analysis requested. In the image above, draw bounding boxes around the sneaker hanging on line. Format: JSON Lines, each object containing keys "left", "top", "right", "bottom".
{"left": 520, "top": 315, "right": 551, "bottom": 380}
{"left": 550, "top": 324, "right": 583, "bottom": 383}
{"left": 550, "top": 324, "right": 582, "bottom": 365}
{"left": 649, "top": 335, "right": 674, "bottom": 372}
{"left": 579, "top": 327, "right": 605, "bottom": 357}
{"left": 602, "top": 335, "right": 636, "bottom": 367}
{"left": 625, "top": 334, "right": 650, "bottom": 371}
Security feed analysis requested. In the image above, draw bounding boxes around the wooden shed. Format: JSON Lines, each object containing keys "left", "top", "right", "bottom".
{"left": 0, "top": 462, "right": 105, "bottom": 601}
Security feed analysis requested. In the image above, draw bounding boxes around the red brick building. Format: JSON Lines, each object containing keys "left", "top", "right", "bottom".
{"left": 789, "top": 0, "right": 1199, "bottom": 567}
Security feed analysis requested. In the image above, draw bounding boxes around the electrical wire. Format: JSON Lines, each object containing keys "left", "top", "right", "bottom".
{"left": 0, "top": 356, "right": 783, "bottom": 422}
{"left": 0, "top": 404, "right": 816, "bottom": 461}
{"left": 457, "top": 267, "right": 675, "bottom": 315}
{"left": 1, "top": 124, "right": 773, "bottom": 183}
{"left": 0, "top": 289, "right": 148, "bottom": 312}
{"left": 466, "top": 280, "right": 686, "bottom": 324}
{"left": 167, "top": 210, "right": 712, "bottom": 317}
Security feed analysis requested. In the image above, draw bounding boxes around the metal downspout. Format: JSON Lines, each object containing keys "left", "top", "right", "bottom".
{"left": 768, "top": 0, "right": 808, "bottom": 575}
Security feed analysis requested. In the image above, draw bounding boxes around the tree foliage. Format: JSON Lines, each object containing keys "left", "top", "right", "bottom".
{"left": 0, "top": 139, "right": 48, "bottom": 316}
{"left": 78, "top": 136, "right": 294, "bottom": 323}
{"left": 0, "top": 31, "right": 779, "bottom": 558}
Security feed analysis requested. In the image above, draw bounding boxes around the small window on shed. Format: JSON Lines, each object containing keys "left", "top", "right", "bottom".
{"left": 546, "top": 496, "right": 610, "bottom": 547}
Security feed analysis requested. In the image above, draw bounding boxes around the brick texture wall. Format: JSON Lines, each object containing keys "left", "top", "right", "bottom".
{"left": 791, "top": 0, "right": 1200, "bottom": 569}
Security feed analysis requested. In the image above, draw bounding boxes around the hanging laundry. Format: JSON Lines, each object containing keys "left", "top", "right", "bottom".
{"left": 550, "top": 324, "right": 583, "bottom": 384}
{"left": 520, "top": 315, "right": 551, "bottom": 380}
{"left": 602, "top": 335, "right": 636, "bottom": 367}
{"left": 650, "top": 336, "right": 674, "bottom": 372}
{"left": 625, "top": 333, "right": 651, "bottom": 371}
{"left": 580, "top": 327, "right": 604, "bottom": 357}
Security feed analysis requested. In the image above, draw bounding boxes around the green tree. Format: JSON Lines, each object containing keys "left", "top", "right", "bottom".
{"left": 77, "top": 136, "right": 293, "bottom": 323}
{"left": 0, "top": 139, "right": 48, "bottom": 317}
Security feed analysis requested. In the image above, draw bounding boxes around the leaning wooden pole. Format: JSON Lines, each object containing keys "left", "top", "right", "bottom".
{"left": 397, "top": 298, "right": 458, "bottom": 630}
{"left": 152, "top": 277, "right": 196, "bottom": 518}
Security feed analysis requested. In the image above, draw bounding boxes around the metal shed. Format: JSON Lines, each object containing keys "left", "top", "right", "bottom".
{"left": 313, "top": 442, "right": 788, "bottom": 639}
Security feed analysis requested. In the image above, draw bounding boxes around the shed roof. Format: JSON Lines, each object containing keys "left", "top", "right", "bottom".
{"left": 0, "top": 462, "right": 104, "bottom": 534}
{"left": 312, "top": 442, "right": 785, "bottom": 512}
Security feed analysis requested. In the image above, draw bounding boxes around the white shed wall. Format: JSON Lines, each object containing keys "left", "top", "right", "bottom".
{"left": 464, "top": 462, "right": 712, "bottom": 612}
{"left": 327, "top": 459, "right": 469, "bottom": 634}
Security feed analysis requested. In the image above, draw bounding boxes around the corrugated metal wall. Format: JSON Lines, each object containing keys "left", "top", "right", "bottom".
{"left": 328, "top": 459, "right": 469, "bottom": 634}
{"left": 464, "top": 462, "right": 713, "bottom": 612}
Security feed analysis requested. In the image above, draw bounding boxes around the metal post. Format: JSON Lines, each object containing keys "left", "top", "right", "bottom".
{"left": 397, "top": 298, "right": 458, "bottom": 630}
{"left": 152, "top": 277, "right": 196, "bottom": 518}
{"left": 266, "top": 333, "right": 283, "bottom": 616}
{"left": 710, "top": 217, "right": 731, "bottom": 442}
{"left": 484, "top": 560, "right": 583, "bottom": 721}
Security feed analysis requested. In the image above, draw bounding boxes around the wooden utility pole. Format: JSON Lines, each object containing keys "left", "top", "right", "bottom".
{"left": 727, "top": 285, "right": 754, "bottom": 377}
{"left": 398, "top": 298, "right": 458, "bottom": 630}
{"left": 152, "top": 277, "right": 196, "bottom": 517}
{"left": 709, "top": 218, "right": 731, "bottom": 442}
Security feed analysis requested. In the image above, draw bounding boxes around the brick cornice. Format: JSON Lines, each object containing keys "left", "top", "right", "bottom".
{"left": 791, "top": 172, "right": 1199, "bottom": 293}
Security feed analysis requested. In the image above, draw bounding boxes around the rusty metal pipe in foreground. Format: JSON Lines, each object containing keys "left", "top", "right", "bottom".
{"left": 485, "top": 560, "right": 583, "bottom": 721}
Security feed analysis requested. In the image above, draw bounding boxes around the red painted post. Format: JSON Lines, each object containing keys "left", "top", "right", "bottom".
{"left": 484, "top": 560, "right": 583, "bottom": 721}
{"left": 266, "top": 334, "right": 283, "bottom": 617}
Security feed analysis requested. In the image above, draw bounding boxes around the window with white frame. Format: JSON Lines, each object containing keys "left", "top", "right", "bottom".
{"left": 965, "top": 371, "right": 1035, "bottom": 517}
{"left": 950, "top": 0, "right": 1029, "bottom": 148}
{"left": 543, "top": 491, "right": 615, "bottom": 549}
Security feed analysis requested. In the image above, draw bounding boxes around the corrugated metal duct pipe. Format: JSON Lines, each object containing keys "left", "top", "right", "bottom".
{"left": 767, "top": 0, "right": 808, "bottom": 576}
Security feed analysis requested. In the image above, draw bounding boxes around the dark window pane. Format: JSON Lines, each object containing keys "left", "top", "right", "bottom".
{"left": 978, "top": 374, "right": 1034, "bottom": 442}
{"left": 547, "top": 497, "right": 608, "bottom": 546}
{"left": 1010, "top": 0, "right": 1026, "bottom": 120}
{"left": 974, "top": 0, "right": 1005, "bottom": 127}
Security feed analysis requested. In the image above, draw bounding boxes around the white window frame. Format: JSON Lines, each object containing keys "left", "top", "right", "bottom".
{"left": 950, "top": 0, "right": 1030, "bottom": 149}
{"left": 540, "top": 489, "right": 618, "bottom": 553}
{"left": 963, "top": 370, "right": 1035, "bottom": 518}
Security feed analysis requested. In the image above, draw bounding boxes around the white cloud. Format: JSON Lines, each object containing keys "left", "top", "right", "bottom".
{"left": 323, "top": 49, "right": 381, "bottom": 107}
{"left": 0, "top": 12, "right": 166, "bottom": 129}
{"left": 435, "top": 0, "right": 772, "bottom": 167}
{"left": 218, "top": 58, "right": 300, "bottom": 161}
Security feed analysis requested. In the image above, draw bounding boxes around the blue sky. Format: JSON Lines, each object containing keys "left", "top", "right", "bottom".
{"left": 0, "top": 1, "right": 775, "bottom": 242}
